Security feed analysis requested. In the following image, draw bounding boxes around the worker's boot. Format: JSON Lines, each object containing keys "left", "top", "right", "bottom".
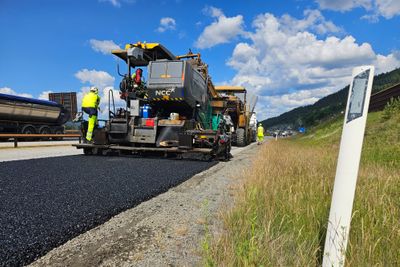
{"left": 84, "top": 138, "right": 93, "bottom": 144}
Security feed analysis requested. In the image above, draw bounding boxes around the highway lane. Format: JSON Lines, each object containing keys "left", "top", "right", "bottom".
{"left": 0, "top": 140, "right": 79, "bottom": 149}
{"left": 0, "top": 145, "right": 81, "bottom": 162}
{"left": 0, "top": 155, "right": 216, "bottom": 267}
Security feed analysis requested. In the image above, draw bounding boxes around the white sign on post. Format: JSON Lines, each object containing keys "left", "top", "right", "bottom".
{"left": 322, "top": 66, "right": 375, "bottom": 267}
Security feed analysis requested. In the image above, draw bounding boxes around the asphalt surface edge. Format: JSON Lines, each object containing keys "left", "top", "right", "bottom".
{"left": 29, "top": 143, "right": 261, "bottom": 266}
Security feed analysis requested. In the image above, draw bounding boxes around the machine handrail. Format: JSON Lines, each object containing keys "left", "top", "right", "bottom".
{"left": 108, "top": 89, "right": 116, "bottom": 120}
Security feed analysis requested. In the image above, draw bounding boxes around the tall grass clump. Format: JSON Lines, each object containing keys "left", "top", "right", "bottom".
{"left": 205, "top": 111, "right": 400, "bottom": 266}
{"left": 363, "top": 106, "right": 400, "bottom": 169}
{"left": 206, "top": 142, "right": 335, "bottom": 266}
{"left": 381, "top": 97, "right": 400, "bottom": 121}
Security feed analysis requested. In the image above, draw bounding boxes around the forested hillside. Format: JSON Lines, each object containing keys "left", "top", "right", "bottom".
{"left": 262, "top": 67, "right": 400, "bottom": 128}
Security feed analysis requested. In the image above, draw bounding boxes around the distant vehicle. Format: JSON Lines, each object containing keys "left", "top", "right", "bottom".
{"left": 0, "top": 93, "right": 70, "bottom": 139}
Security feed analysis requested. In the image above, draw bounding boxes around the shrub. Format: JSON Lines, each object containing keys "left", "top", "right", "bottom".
{"left": 381, "top": 97, "right": 400, "bottom": 121}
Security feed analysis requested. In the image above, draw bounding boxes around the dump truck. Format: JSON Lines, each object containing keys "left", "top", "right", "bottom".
{"left": 0, "top": 93, "right": 70, "bottom": 138}
{"left": 214, "top": 86, "right": 257, "bottom": 147}
{"left": 73, "top": 42, "right": 231, "bottom": 160}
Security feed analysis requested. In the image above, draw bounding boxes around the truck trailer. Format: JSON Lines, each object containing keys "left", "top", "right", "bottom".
{"left": 0, "top": 93, "right": 70, "bottom": 138}
{"left": 74, "top": 42, "right": 231, "bottom": 160}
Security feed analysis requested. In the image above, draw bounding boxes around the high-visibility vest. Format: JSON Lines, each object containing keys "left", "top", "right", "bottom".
{"left": 82, "top": 92, "right": 100, "bottom": 108}
{"left": 257, "top": 126, "right": 264, "bottom": 136}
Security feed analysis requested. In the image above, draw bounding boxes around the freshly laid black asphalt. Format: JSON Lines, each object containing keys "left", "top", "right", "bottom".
{"left": 0, "top": 155, "right": 216, "bottom": 267}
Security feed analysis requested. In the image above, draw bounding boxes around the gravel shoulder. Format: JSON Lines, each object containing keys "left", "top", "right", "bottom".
{"left": 29, "top": 143, "right": 260, "bottom": 267}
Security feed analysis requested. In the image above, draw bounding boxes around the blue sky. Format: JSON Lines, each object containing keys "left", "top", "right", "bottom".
{"left": 1, "top": 0, "right": 399, "bottom": 120}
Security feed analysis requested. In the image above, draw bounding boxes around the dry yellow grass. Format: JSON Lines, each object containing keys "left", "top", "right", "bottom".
{"left": 204, "top": 135, "right": 399, "bottom": 266}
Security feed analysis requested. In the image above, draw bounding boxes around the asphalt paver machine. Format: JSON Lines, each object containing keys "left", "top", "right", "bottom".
{"left": 214, "top": 86, "right": 257, "bottom": 146}
{"left": 74, "top": 42, "right": 231, "bottom": 160}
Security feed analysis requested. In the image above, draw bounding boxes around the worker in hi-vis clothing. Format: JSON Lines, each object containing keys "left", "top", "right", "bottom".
{"left": 82, "top": 87, "right": 100, "bottom": 142}
{"left": 257, "top": 123, "right": 264, "bottom": 145}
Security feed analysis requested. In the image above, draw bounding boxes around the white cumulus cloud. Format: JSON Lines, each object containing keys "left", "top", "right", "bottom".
{"left": 75, "top": 69, "right": 115, "bottom": 89}
{"left": 0, "top": 87, "right": 57, "bottom": 102}
{"left": 315, "top": 0, "right": 400, "bottom": 19}
{"left": 75, "top": 86, "right": 125, "bottom": 119}
{"left": 195, "top": 6, "right": 245, "bottom": 49}
{"left": 315, "top": 0, "right": 372, "bottom": 11}
{"left": 375, "top": 0, "right": 400, "bottom": 18}
{"left": 157, "top": 17, "right": 176, "bottom": 33}
{"left": 225, "top": 10, "right": 400, "bottom": 120}
{"left": 280, "top": 9, "right": 342, "bottom": 34}
{"left": 373, "top": 52, "right": 400, "bottom": 73}
{"left": 90, "top": 39, "right": 120, "bottom": 55}
{"left": 74, "top": 69, "right": 126, "bottom": 118}
{"left": 38, "top": 90, "right": 53, "bottom": 100}
{"left": 0, "top": 87, "right": 33, "bottom": 98}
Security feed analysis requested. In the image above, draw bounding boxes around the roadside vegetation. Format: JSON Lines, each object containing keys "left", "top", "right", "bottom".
{"left": 204, "top": 101, "right": 400, "bottom": 266}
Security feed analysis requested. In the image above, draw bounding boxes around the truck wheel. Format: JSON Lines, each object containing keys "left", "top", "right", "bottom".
{"left": 52, "top": 129, "right": 64, "bottom": 141}
{"left": 22, "top": 125, "right": 36, "bottom": 141}
{"left": 39, "top": 126, "right": 51, "bottom": 141}
{"left": 236, "top": 128, "right": 246, "bottom": 147}
{"left": 22, "top": 125, "right": 36, "bottom": 135}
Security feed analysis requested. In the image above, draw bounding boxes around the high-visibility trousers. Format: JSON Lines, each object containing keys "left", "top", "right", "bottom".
{"left": 82, "top": 107, "right": 97, "bottom": 141}
{"left": 257, "top": 135, "right": 264, "bottom": 142}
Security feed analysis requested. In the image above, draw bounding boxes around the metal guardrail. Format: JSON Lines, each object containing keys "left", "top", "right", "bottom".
{"left": 369, "top": 83, "right": 400, "bottom": 112}
{"left": 64, "top": 130, "right": 80, "bottom": 134}
{"left": 0, "top": 134, "right": 81, "bottom": 148}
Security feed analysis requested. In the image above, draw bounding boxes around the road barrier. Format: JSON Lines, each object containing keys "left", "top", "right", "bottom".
{"left": 0, "top": 134, "right": 81, "bottom": 148}
{"left": 64, "top": 130, "right": 80, "bottom": 134}
{"left": 369, "top": 83, "right": 400, "bottom": 112}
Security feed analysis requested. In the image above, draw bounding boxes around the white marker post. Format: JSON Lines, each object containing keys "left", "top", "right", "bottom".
{"left": 322, "top": 66, "right": 375, "bottom": 266}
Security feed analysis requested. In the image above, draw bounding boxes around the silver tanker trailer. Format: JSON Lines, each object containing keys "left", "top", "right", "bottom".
{"left": 0, "top": 93, "right": 70, "bottom": 138}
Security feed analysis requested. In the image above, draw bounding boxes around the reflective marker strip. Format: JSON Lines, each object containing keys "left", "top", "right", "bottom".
{"left": 150, "top": 98, "right": 184, "bottom": 101}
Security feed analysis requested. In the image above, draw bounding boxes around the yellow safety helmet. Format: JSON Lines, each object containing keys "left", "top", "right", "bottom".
{"left": 90, "top": 86, "right": 98, "bottom": 94}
